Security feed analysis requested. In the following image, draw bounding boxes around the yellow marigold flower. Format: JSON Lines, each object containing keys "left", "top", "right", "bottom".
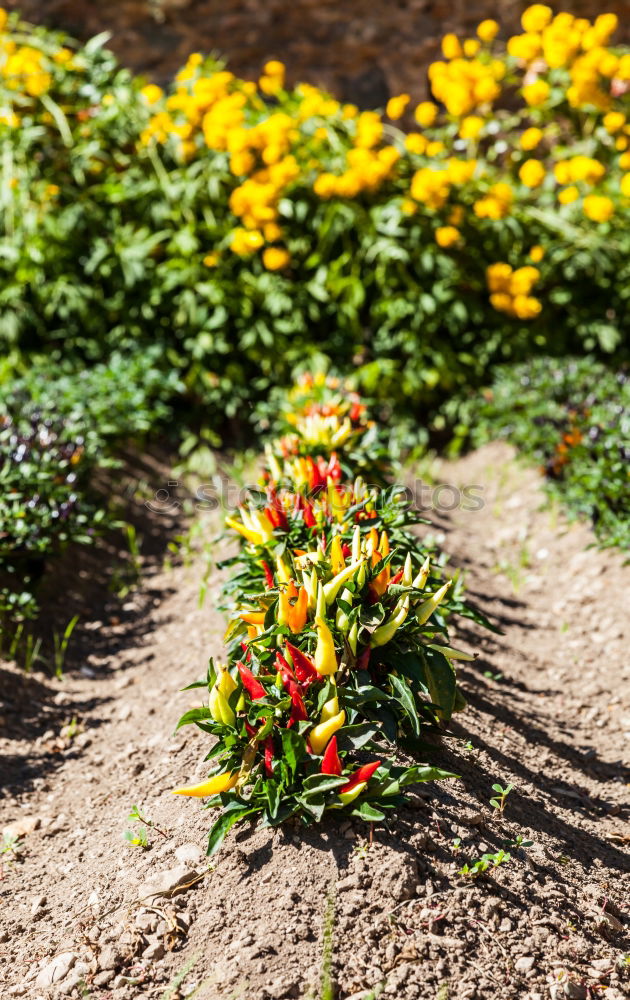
{"left": 568, "top": 155, "right": 605, "bottom": 184}
{"left": 386, "top": 94, "right": 410, "bottom": 120}
{"left": 0, "top": 110, "right": 19, "bottom": 127}
{"left": 620, "top": 173, "right": 630, "bottom": 197}
{"left": 558, "top": 185, "right": 579, "bottom": 205}
{"left": 477, "top": 19, "right": 499, "bottom": 43}
{"left": 522, "top": 80, "right": 550, "bottom": 107}
{"left": 474, "top": 182, "right": 513, "bottom": 219}
{"left": 486, "top": 262, "right": 513, "bottom": 292}
{"left": 507, "top": 33, "right": 542, "bottom": 62}
{"left": 441, "top": 34, "right": 462, "bottom": 60}
{"left": 616, "top": 137, "right": 628, "bottom": 151}
{"left": 459, "top": 115, "right": 484, "bottom": 140}
{"left": 446, "top": 157, "right": 476, "bottom": 184}
{"left": 401, "top": 198, "right": 417, "bottom": 215}
{"left": 0, "top": 8, "right": 7, "bottom": 31}
{"left": 405, "top": 132, "right": 427, "bottom": 155}
{"left": 489, "top": 292, "right": 513, "bottom": 313}
{"left": 314, "top": 173, "right": 337, "bottom": 199}
{"left": 448, "top": 204, "right": 464, "bottom": 226}
{"left": 521, "top": 4, "right": 553, "bottom": 33}
{"left": 619, "top": 152, "right": 630, "bottom": 170}
{"left": 259, "top": 72, "right": 284, "bottom": 96}
{"left": 603, "top": 111, "right": 625, "bottom": 134}
{"left": 509, "top": 266, "right": 540, "bottom": 295}
{"left": 263, "top": 246, "right": 290, "bottom": 270}
{"left": 512, "top": 294, "right": 542, "bottom": 319}
{"left": 426, "top": 140, "right": 445, "bottom": 156}
{"left": 529, "top": 245, "right": 545, "bottom": 262}
{"left": 435, "top": 226, "right": 460, "bottom": 247}
{"left": 520, "top": 127, "right": 543, "bottom": 151}
{"left": 553, "top": 161, "right": 571, "bottom": 185}
{"left": 203, "top": 252, "right": 219, "bottom": 267}
{"left": 594, "top": 13, "right": 618, "bottom": 42}
{"left": 464, "top": 39, "right": 481, "bottom": 57}
{"left": 264, "top": 60, "right": 285, "bottom": 77}
{"left": 230, "top": 227, "right": 264, "bottom": 255}
{"left": 230, "top": 150, "right": 255, "bottom": 175}
{"left": 583, "top": 194, "right": 614, "bottom": 222}
{"left": 474, "top": 76, "right": 500, "bottom": 104}
{"left": 264, "top": 222, "right": 283, "bottom": 241}
{"left": 342, "top": 104, "right": 358, "bottom": 118}
{"left": 53, "top": 48, "right": 73, "bottom": 65}
{"left": 414, "top": 101, "right": 438, "bottom": 127}
{"left": 519, "top": 159, "right": 545, "bottom": 188}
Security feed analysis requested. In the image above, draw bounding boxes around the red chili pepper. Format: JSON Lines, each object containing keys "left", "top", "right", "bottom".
{"left": 263, "top": 736, "right": 275, "bottom": 777}
{"left": 302, "top": 501, "right": 316, "bottom": 528}
{"left": 245, "top": 721, "right": 257, "bottom": 739}
{"left": 261, "top": 561, "right": 275, "bottom": 589}
{"left": 287, "top": 687, "right": 308, "bottom": 727}
{"left": 321, "top": 735, "right": 342, "bottom": 775}
{"left": 240, "top": 641, "right": 252, "bottom": 662}
{"left": 327, "top": 453, "right": 342, "bottom": 482}
{"left": 340, "top": 760, "right": 381, "bottom": 794}
{"left": 237, "top": 661, "right": 267, "bottom": 700}
{"left": 275, "top": 651, "right": 295, "bottom": 687}
{"left": 341, "top": 543, "right": 352, "bottom": 560}
{"left": 285, "top": 641, "right": 319, "bottom": 685}
{"left": 389, "top": 568, "right": 404, "bottom": 587}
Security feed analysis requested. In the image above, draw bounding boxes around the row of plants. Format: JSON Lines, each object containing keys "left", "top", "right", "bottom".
{"left": 0, "top": 5, "right": 629, "bottom": 429}
{"left": 173, "top": 375, "right": 495, "bottom": 852}
{"left": 0, "top": 352, "right": 179, "bottom": 641}
{"left": 444, "top": 356, "right": 630, "bottom": 550}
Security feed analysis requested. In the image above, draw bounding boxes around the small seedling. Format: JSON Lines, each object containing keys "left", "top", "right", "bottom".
{"left": 483, "top": 670, "right": 503, "bottom": 682}
{"left": 458, "top": 849, "right": 511, "bottom": 878}
{"left": 490, "top": 783, "right": 513, "bottom": 814}
{"left": 353, "top": 841, "right": 370, "bottom": 859}
{"left": 1, "top": 832, "right": 23, "bottom": 860}
{"left": 504, "top": 834, "right": 533, "bottom": 849}
{"left": 452, "top": 837, "right": 462, "bottom": 852}
{"left": 124, "top": 826, "right": 149, "bottom": 849}
{"left": 52, "top": 614, "right": 79, "bottom": 678}
{"left": 123, "top": 804, "right": 168, "bottom": 849}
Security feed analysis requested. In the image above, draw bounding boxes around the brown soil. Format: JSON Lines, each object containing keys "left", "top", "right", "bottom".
{"left": 1, "top": 442, "right": 628, "bottom": 1000}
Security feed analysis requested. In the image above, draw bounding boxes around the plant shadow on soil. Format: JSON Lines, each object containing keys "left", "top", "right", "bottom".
{"left": 0, "top": 445, "right": 185, "bottom": 797}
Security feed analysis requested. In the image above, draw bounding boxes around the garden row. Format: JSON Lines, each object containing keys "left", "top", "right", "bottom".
{"left": 173, "top": 376, "right": 494, "bottom": 852}
{"left": 1, "top": 4, "right": 629, "bottom": 655}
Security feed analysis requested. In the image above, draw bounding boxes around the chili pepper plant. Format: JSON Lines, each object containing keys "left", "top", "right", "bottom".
{"left": 174, "top": 375, "right": 494, "bottom": 853}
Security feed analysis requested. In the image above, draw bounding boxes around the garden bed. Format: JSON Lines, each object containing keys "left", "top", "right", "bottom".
{"left": 1, "top": 444, "right": 627, "bottom": 1000}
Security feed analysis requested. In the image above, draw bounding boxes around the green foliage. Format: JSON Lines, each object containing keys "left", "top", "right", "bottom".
{"left": 0, "top": 351, "right": 178, "bottom": 641}
{"left": 445, "top": 357, "right": 630, "bottom": 549}
{"left": 0, "top": 13, "right": 628, "bottom": 436}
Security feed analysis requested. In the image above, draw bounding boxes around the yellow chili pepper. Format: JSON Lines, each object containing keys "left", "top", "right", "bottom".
{"left": 309, "top": 709, "right": 346, "bottom": 754}
{"left": 338, "top": 781, "right": 366, "bottom": 805}
{"left": 323, "top": 559, "right": 363, "bottom": 605}
{"left": 416, "top": 580, "right": 451, "bottom": 626}
{"left": 370, "top": 595, "right": 410, "bottom": 647}
{"left": 172, "top": 771, "right": 239, "bottom": 797}
{"left": 314, "top": 616, "right": 338, "bottom": 675}
{"left": 209, "top": 688, "right": 236, "bottom": 727}
{"left": 412, "top": 555, "right": 430, "bottom": 590}
{"left": 320, "top": 694, "right": 339, "bottom": 722}
{"left": 330, "top": 535, "right": 345, "bottom": 574}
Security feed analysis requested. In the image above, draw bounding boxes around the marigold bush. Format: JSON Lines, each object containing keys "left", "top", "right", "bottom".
{"left": 1, "top": 5, "right": 629, "bottom": 425}
{"left": 174, "top": 376, "right": 494, "bottom": 851}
